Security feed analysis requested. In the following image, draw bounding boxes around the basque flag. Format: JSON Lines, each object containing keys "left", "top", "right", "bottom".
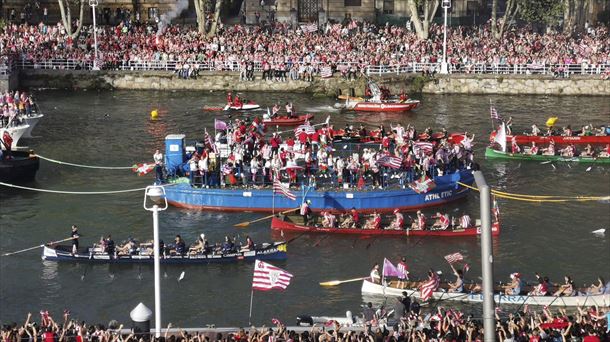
{"left": 252, "top": 260, "right": 294, "bottom": 291}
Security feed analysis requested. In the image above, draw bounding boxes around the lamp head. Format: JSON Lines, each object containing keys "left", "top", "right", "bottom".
{"left": 143, "top": 185, "right": 168, "bottom": 211}
{"left": 89, "top": 0, "right": 98, "bottom": 6}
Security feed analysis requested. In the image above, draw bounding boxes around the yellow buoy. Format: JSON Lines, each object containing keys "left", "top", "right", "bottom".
{"left": 546, "top": 117, "right": 558, "bottom": 127}
{"left": 150, "top": 109, "right": 159, "bottom": 119}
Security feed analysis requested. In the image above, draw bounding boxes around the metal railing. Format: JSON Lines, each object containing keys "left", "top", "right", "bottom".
{"left": 11, "top": 58, "right": 610, "bottom": 77}
{"left": 0, "top": 59, "right": 16, "bottom": 75}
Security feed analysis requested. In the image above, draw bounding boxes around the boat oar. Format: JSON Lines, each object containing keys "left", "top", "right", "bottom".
{"left": 320, "top": 276, "right": 368, "bottom": 287}
{"left": 2, "top": 236, "right": 76, "bottom": 256}
{"left": 234, "top": 207, "right": 300, "bottom": 228}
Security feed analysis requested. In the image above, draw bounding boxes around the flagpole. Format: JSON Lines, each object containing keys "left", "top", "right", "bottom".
{"left": 248, "top": 288, "right": 254, "bottom": 326}
{"left": 489, "top": 99, "right": 495, "bottom": 131}
{"left": 272, "top": 173, "right": 276, "bottom": 215}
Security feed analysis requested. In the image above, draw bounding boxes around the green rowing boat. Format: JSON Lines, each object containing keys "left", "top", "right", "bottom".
{"left": 484, "top": 148, "right": 610, "bottom": 164}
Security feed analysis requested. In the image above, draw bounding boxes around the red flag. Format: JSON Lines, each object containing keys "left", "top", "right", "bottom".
{"left": 252, "top": 260, "right": 293, "bottom": 291}
{"left": 357, "top": 175, "right": 365, "bottom": 190}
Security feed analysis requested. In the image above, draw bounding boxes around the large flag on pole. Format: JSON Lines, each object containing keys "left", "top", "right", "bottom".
{"left": 252, "top": 260, "right": 294, "bottom": 291}
{"left": 420, "top": 272, "right": 440, "bottom": 301}
{"left": 214, "top": 118, "right": 228, "bottom": 130}
{"left": 494, "top": 122, "right": 507, "bottom": 152}
{"left": 273, "top": 178, "right": 296, "bottom": 200}
{"left": 382, "top": 258, "right": 407, "bottom": 278}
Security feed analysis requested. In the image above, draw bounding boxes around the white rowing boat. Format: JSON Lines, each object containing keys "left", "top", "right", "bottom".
{"left": 361, "top": 279, "right": 610, "bottom": 307}
{"left": 21, "top": 113, "right": 44, "bottom": 138}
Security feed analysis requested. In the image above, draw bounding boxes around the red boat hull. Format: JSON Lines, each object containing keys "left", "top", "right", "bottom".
{"left": 353, "top": 102, "right": 418, "bottom": 112}
{"left": 491, "top": 133, "right": 610, "bottom": 145}
{"left": 270, "top": 217, "right": 500, "bottom": 237}
{"left": 264, "top": 114, "right": 314, "bottom": 126}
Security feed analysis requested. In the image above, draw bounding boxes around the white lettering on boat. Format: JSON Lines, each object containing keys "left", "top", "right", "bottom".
{"left": 243, "top": 192, "right": 252, "bottom": 197}
{"left": 346, "top": 193, "right": 354, "bottom": 199}
{"left": 424, "top": 190, "right": 453, "bottom": 201}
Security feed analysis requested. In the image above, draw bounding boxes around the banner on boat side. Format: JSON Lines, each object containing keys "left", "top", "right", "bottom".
{"left": 252, "top": 260, "right": 293, "bottom": 291}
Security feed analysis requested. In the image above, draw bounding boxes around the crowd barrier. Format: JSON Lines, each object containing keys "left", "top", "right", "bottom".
{"left": 10, "top": 59, "right": 610, "bottom": 77}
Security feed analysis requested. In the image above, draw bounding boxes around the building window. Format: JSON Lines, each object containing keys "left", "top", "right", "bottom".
{"left": 344, "top": 0, "right": 361, "bottom": 7}
{"left": 383, "top": 0, "right": 394, "bottom": 14}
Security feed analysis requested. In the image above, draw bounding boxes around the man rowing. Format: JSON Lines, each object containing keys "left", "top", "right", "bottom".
{"left": 459, "top": 213, "right": 472, "bottom": 228}
{"left": 70, "top": 225, "right": 80, "bottom": 255}
{"left": 432, "top": 212, "right": 450, "bottom": 230}
{"left": 386, "top": 209, "right": 404, "bottom": 230}
{"left": 370, "top": 263, "right": 381, "bottom": 284}
{"left": 542, "top": 140, "right": 556, "bottom": 156}
{"left": 448, "top": 264, "right": 464, "bottom": 293}
{"left": 363, "top": 211, "right": 381, "bottom": 230}
{"left": 321, "top": 211, "right": 337, "bottom": 228}
{"left": 503, "top": 273, "right": 523, "bottom": 295}
{"left": 410, "top": 210, "right": 426, "bottom": 230}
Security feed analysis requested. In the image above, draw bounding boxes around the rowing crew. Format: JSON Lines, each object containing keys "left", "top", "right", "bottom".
{"left": 315, "top": 209, "right": 474, "bottom": 231}
{"left": 86, "top": 234, "right": 256, "bottom": 257}
{"left": 513, "top": 139, "right": 610, "bottom": 158}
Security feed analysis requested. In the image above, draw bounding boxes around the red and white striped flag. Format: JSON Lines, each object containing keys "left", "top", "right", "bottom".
{"left": 376, "top": 155, "right": 403, "bottom": 169}
{"left": 413, "top": 141, "right": 434, "bottom": 155}
{"left": 490, "top": 106, "right": 501, "bottom": 120}
{"left": 300, "top": 23, "right": 317, "bottom": 33}
{"left": 273, "top": 178, "right": 296, "bottom": 201}
{"left": 252, "top": 260, "right": 293, "bottom": 291}
{"left": 444, "top": 252, "right": 464, "bottom": 264}
{"left": 294, "top": 123, "right": 316, "bottom": 135}
{"left": 205, "top": 132, "right": 218, "bottom": 154}
{"left": 420, "top": 272, "right": 440, "bottom": 301}
{"left": 320, "top": 66, "right": 333, "bottom": 78}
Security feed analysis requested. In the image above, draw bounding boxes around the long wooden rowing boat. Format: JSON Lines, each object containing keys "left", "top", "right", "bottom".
{"left": 361, "top": 279, "right": 610, "bottom": 307}
{"left": 42, "top": 242, "right": 287, "bottom": 264}
{"left": 485, "top": 147, "right": 610, "bottom": 164}
{"left": 271, "top": 216, "right": 500, "bottom": 237}
{"left": 349, "top": 100, "right": 420, "bottom": 113}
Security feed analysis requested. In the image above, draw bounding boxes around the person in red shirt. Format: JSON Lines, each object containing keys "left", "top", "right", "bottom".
{"left": 297, "top": 129, "right": 308, "bottom": 144}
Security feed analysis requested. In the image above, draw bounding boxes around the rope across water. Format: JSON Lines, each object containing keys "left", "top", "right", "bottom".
{"left": 34, "top": 154, "right": 136, "bottom": 170}
{"left": 458, "top": 181, "right": 610, "bottom": 203}
{"left": 0, "top": 182, "right": 174, "bottom": 195}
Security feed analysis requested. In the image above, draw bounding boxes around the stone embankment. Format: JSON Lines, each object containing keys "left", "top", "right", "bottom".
{"left": 10, "top": 69, "right": 610, "bottom": 96}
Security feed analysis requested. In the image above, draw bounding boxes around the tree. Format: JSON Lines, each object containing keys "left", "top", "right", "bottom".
{"left": 57, "top": 0, "right": 85, "bottom": 38}
{"left": 406, "top": 0, "right": 440, "bottom": 40}
{"left": 207, "top": 0, "right": 224, "bottom": 36}
{"left": 194, "top": 0, "right": 208, "bottom": 34}
{"left": 490, "top": 0, "right": 520, "bottom": 40}
{"left": 518, "top": 0, "right": 563, "bottom": 27}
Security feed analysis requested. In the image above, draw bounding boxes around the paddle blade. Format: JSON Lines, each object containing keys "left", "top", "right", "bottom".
{"left": 319, "top": 280, "right": 341, "bottom": 286}
{"left": 234, "top": 222, "right": 250, "bottom": 228}
{"left": 178, "top": 271, "right": 185, "bottom": 282}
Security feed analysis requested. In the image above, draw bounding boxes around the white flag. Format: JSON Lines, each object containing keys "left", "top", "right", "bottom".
{"left": 494, "top": 122, "right": 507, "bottom": 152}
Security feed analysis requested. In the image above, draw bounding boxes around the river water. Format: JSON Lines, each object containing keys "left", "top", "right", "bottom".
{"left": 1, "top": 90, "right": 609, "bottom": 326}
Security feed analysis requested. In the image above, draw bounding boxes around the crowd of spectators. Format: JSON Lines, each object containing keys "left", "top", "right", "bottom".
{"left": 1, "top": 17, "right": 609, "bottom": 77}
{"left": 2, "top": 303, "right": 608, "bottom": 342}
{"left": 179, "top": 116, "right": 476, "bottom": 190}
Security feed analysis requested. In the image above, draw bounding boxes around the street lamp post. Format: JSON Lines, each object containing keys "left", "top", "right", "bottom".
{"left": 143, "top": 185, "right": 168, "bottom": 338}
{"left": 440, "top": 0, "right": 450, "bottom": 74}
{"left": 473, "top": 171, "right": 495, "bottom": 342}
{"left": 89, "top": 0, "right": 99, "bottom": 70}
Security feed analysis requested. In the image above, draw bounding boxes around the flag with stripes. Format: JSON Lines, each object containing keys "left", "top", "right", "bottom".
{"left": 273, "top": 178, "right": 296, "bottom": 201}
{"left": 294, "top": 123, "right": 316, "bottom": 135}
{"left": 412, "top": 141, "right": 434, "bottom": 155}
{"left": 300, "top": 23, "right": 317, "bottom": 34}
{"left": 444, "top": 252, "right": 464, "bottom": 264}
{"left": 252, "top": 260, "right": 294, "bottom": 291}
{"left": 205, "top": 132, "right": 218, "bottom": 154}
{"left": 376, "top": 155, "right": 403, "bottom": 169}
{"left": 490, "top": 106, "right": 501, "bottom": 120}
{"left": 420, "top": 272, "right": 440, "bottom": 301}
{"left": 320, "top": 66, "right": 333, "bottom": 78}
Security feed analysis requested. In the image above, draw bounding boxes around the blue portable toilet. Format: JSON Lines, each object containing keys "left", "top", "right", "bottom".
{"left": 165, "top": 134, "right": 186, "bottom": 176}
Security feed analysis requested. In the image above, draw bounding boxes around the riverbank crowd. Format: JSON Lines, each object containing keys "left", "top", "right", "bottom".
{"left": 2, "top": 304, "right": 607, "bottom": 342}
{"left": 172, "top": 118, "right": 475, "bottom": 190}
{"left": 1, "top": 18, "right": 609, "bottom": 76}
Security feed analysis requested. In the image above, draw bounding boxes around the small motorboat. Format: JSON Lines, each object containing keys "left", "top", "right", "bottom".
{"left": 263, "top": 114, "right": 314, "bottom": 126}
{"left": 1, "top": 123, "right": 31, "bottom": 149}
{"left": 224, "top": 102, "right": 261, "bottom": 111}
{"left": 42, "top": 241, "right": 287, "bottom": 264}
{"left": 21, "top": 113, "right": 44, "bottom": 138}
{"left": 0, "top": 150, "right": 40, "bottom": 182}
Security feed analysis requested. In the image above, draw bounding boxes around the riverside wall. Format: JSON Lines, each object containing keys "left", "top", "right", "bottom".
{"left": 12, "top": 69, "right": 610, "bottom": 96}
